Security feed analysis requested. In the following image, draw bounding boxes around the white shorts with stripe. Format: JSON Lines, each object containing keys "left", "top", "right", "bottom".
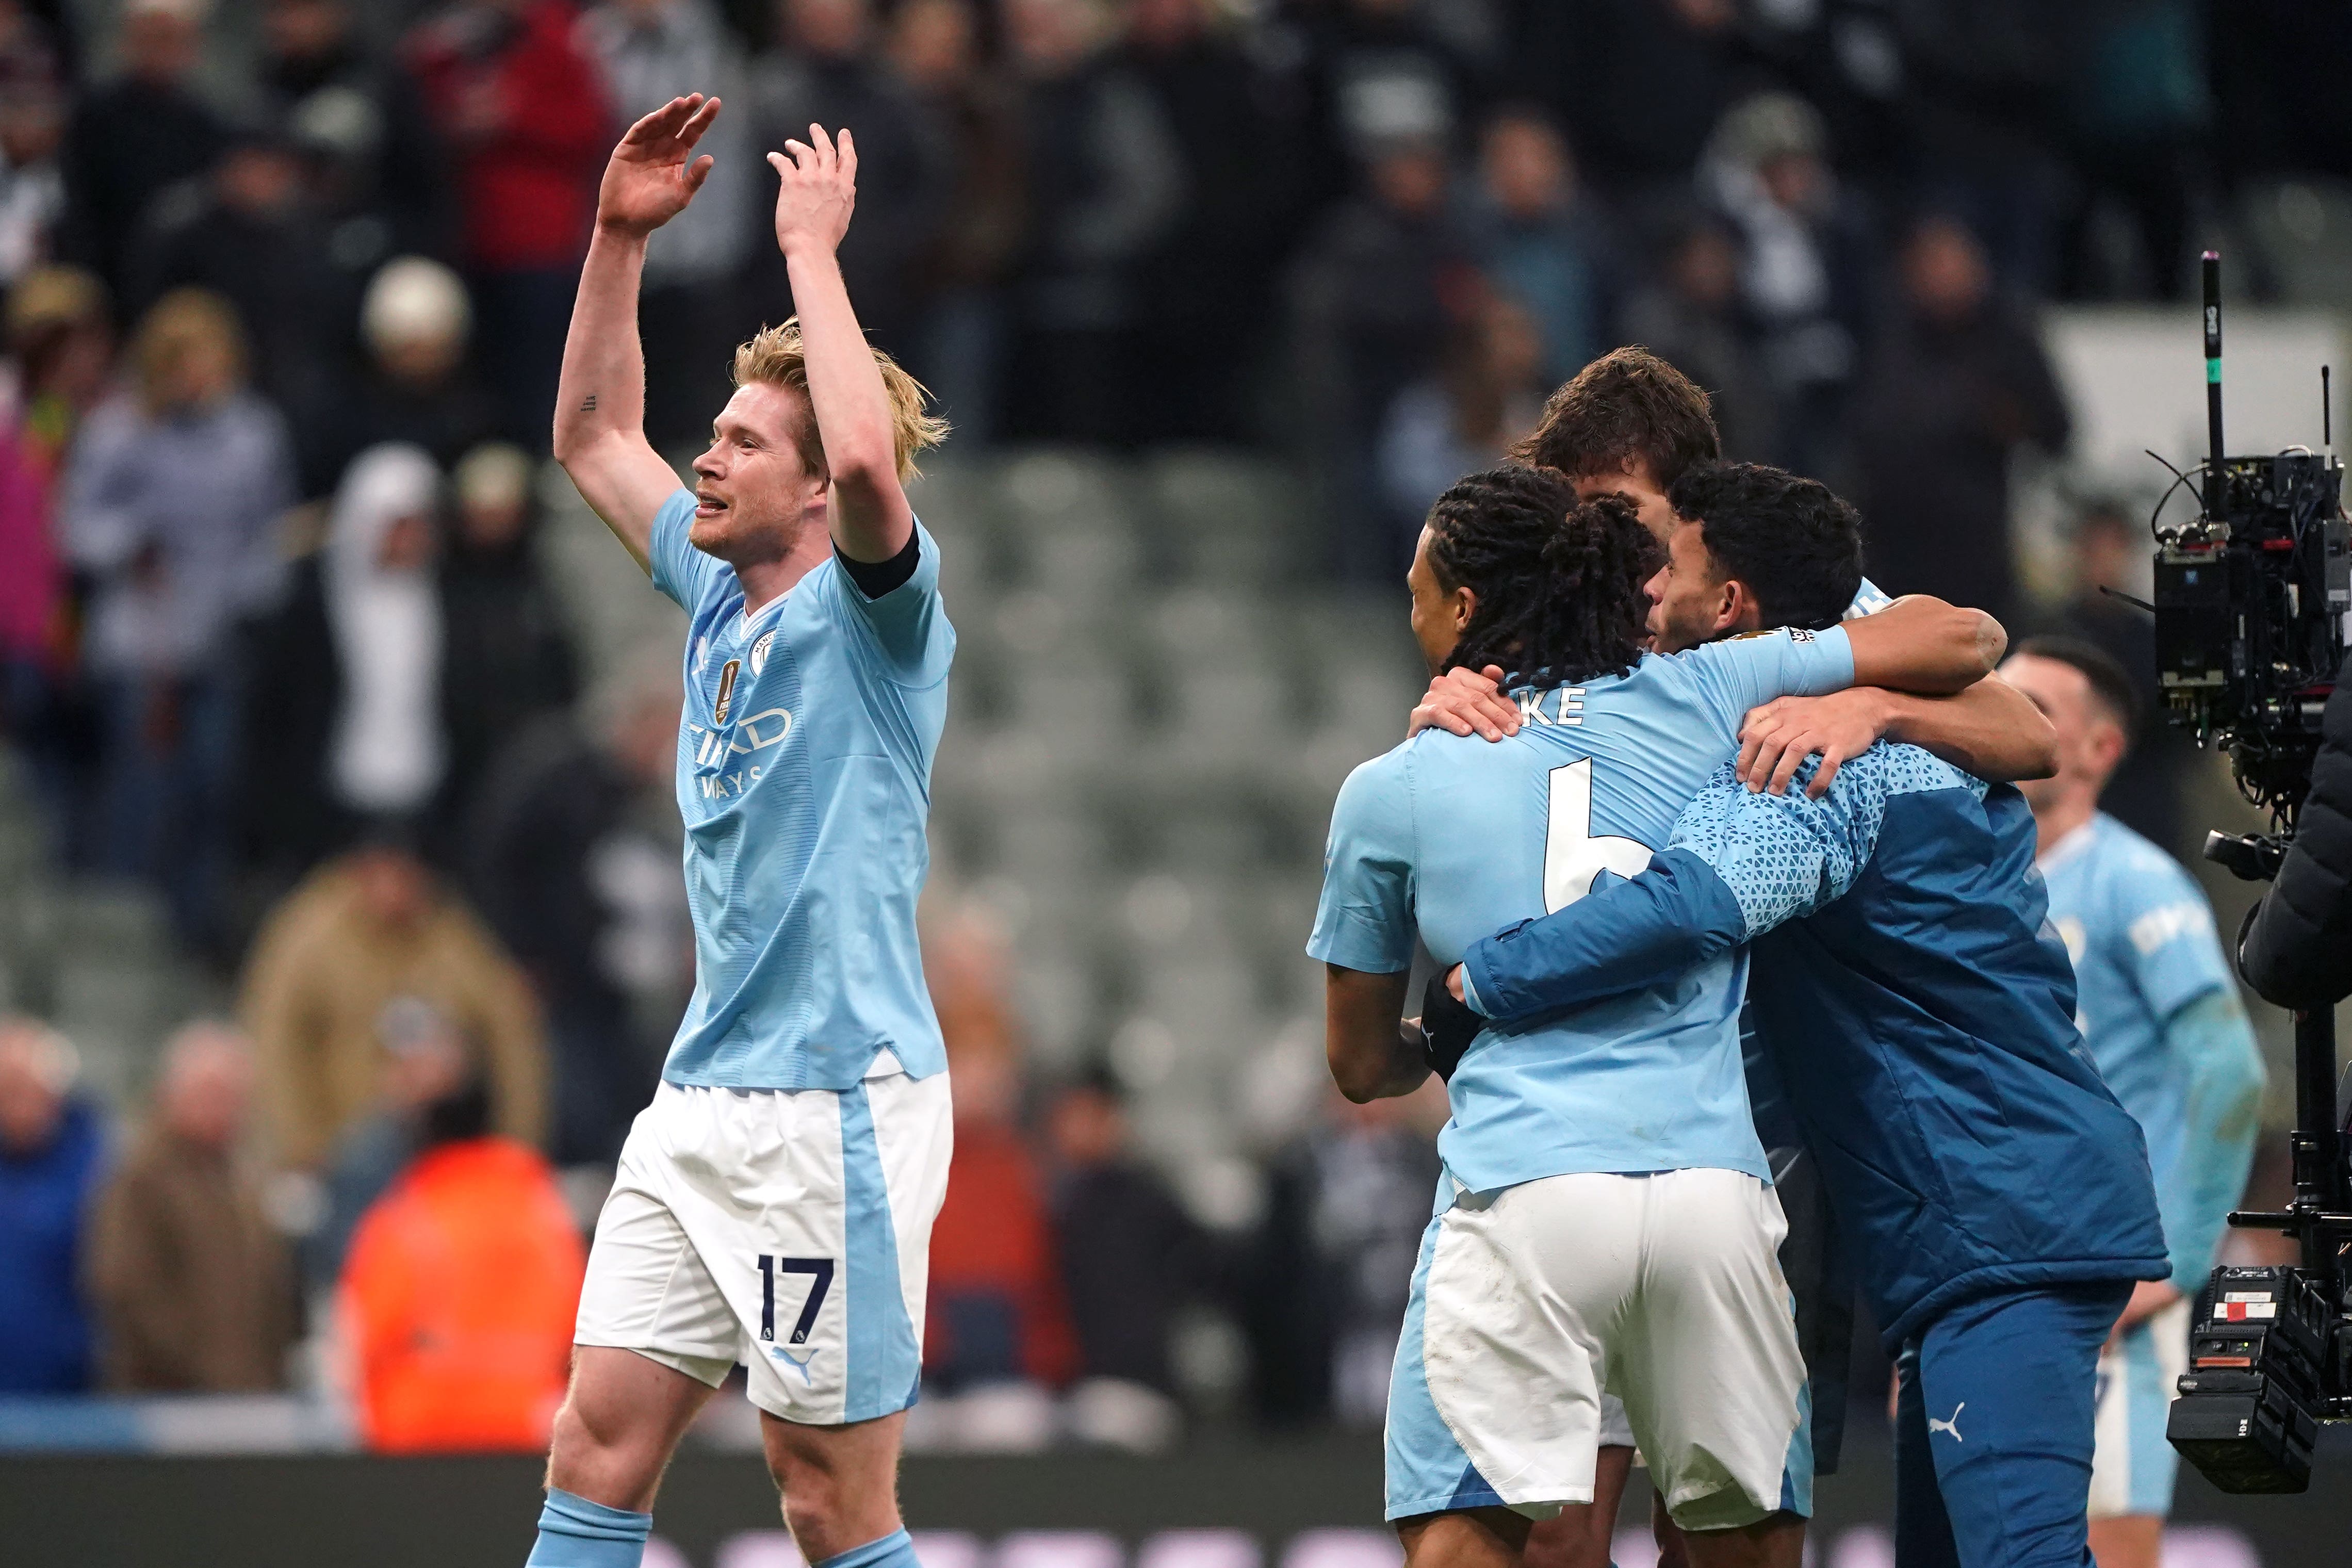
{"left": 1385, "top": 1167, "right": 1811, "bottom": 1531}
{"left": 2088, "top": 1296, "right": 2191, "bottom": 1520}
{"left": 574, "top": 1064, "right": 952, "bottom": 1425}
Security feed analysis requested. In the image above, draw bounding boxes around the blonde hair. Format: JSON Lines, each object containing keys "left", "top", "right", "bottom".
{"left": 132, "top": 287, "right": 247, "bottom": 411}
{"left": 731, "top": 319, "right": 948, "bottom": 483}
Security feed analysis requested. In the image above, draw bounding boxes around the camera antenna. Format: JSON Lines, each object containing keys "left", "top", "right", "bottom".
{"left": 2325, "top": 365, "right": 2333, "bottom": 460}
{"left": 2203, "top": 251, "right": 2225, "bottom": 518}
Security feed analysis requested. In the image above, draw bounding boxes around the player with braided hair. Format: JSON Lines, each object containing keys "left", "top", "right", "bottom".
{"left": 1313, "top": 464, "right": 2009, "bottom": 1568}
{"left": 1423, "top": 475, "right": 1658, "bottom": 684}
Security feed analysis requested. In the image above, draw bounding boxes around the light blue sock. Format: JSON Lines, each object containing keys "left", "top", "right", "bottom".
{"left": 525, "top": 1488, "right": 652, "bottom": 1568}
{"left": 816, "top": 1528, "right": 920, "bottom": 1568}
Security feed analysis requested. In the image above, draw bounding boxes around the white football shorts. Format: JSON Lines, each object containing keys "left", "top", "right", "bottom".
{"left": 2087, "top": 1295, "right": 2190, "bottom": 1520}
{"left": 1385, "top": 1167, "right": 1811, "bottom": 1531}
{"left": 575, "top": 1064, "right": 952, "bottom": 1425}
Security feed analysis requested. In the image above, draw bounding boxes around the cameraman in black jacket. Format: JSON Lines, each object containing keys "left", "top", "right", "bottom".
{"left": 2241, "top": 650, "right": 2352, "bottom": 1008}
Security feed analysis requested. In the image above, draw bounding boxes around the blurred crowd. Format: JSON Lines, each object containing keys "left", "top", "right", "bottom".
{"left": 0, "top": 974, "right": 1453, "bottom": 1455}
{"left": 0, "top": 0, "right": 2341, "bottom": 1452}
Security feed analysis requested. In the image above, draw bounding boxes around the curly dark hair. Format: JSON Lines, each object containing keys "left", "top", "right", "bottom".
{"left": 1664, "top": 461, "right": 1864, "bottom": 631}
{"left": 1509, "top": 346, "right": 1721, "bottom": 484}
{"left": 1426, "top": 465, "right": 1664, "bottom": 684}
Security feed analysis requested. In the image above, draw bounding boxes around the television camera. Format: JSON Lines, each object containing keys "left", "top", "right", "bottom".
{"left": 2156, "top": 253, "right": 2352, "bottom": 1493}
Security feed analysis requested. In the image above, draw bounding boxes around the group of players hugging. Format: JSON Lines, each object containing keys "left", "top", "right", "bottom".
{"left": 515, "top": 91, "right": 2268, "bottom": 1568}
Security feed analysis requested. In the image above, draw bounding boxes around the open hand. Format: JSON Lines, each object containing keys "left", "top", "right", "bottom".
{"left": 1409, "top": 665, "right": 1519, "bottom": 741}
{"left": 1737, "top": 688, "right": 1892, "bottom": 797}
{"left": 597, "top": 94, "right": 721, "bottom": 238}
{"left": 769, "top": 124, "right": 857, "bottom": 259}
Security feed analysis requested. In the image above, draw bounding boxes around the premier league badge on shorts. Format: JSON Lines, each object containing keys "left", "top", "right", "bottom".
{"left": 751, "top": 630, "right": 775, "bottom": 676}
{"left": 714, "top": 658, "right": 741, "bottom": 724}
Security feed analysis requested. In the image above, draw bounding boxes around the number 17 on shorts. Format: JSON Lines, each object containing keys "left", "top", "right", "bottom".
{"left": 575, "top": 1075, "right": 952, "bottom": 1426}
{"left": 758, "top": 1255, "right": 836, "bottom": 1382}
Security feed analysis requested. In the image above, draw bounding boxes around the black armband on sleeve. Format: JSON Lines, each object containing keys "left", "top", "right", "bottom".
{"left": 837, "top": 530, "right": 921, "bottom": 598}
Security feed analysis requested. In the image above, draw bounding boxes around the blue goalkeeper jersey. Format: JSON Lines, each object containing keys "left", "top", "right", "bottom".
{"left": 2039, "top": 814, "right": 2264, "bottom": 1290}
{"left": 1308, "top": 625, "right": 1857, "bottom": 1195}
{"left": 1459, "top": 744, "right": 2169, "bottom": 1347}
{"left": 648, "top": 488, "right": 954, "bottom": 1090}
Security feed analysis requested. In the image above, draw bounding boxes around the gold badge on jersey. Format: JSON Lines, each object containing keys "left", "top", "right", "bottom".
{"left": 713, "top": 658, "right": 741, "bottom": 724}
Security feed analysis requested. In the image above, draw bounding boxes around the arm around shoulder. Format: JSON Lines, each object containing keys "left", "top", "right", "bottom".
{"left": 1842, "top": 595, "right": 2007, "bottom": 695}
{"left": 1878, "top": 676, "right": 2056, "bottom": 782}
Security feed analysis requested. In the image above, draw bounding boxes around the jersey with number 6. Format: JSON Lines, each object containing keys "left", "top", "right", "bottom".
{"left": 1309, "top": 627, "right": 1858, "bottom": 1195}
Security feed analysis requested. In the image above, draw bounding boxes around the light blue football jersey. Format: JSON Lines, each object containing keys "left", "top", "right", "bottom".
{"left": 2039, "top": 813, "right": 2256, "bottom": 1283}
{"left": 648, "top": 489, "right": 954, "bottom": 1090}
{"left": 1309, "top": 625, "right": 1857, "bottom": 1194}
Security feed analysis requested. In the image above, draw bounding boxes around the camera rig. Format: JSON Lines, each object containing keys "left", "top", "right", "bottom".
{"left": 2155, "top": 254, "right": 2352, "bottom": 1492}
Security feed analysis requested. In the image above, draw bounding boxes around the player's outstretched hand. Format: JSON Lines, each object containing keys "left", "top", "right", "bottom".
{"left": 598, "top": 94, "right": 721, "bottom": 238}
{"left": 769, "top": 124, "right": 857, "bottom": 259}
{"left": 1409, "top": 665, "right": 1520, "bottom": 741}
{"left": 1738, "top": 688, "right": 1891, "bottom": 797}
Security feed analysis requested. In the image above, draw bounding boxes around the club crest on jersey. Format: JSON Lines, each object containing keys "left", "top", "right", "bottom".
{"left": 713, "top": 658, "right": 741, "bottom": 724}
{"left": 750, "top": 630, "right": 775, "bottom": 676}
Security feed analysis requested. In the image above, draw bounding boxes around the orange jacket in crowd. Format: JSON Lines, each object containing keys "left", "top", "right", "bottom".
{"left": 926, "top": 1118, "right": 1077, "bottom": 1386}
{"left": 339, "top": 1136, "right": 583, "bottom": 1453}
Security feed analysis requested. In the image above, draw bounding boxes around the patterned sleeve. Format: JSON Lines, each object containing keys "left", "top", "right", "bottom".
{"left": 1665, "top": 750, "right": 1898, "bottom": 937}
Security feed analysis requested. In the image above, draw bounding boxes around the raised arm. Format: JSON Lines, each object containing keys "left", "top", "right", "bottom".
{"left": 1840, "top": 594, "right": 2006, "bottom": 695}
{"left": 768, "top": 125, "right": 913, "bottom": 564}
{"left": 552, "top": 94, "right": 722, "bottom": 569}
{"left": 1735, "top": 675, "right": 2057, "bottom": 797}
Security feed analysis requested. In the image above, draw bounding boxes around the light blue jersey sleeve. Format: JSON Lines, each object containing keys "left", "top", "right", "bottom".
{"left": 648, "top": 487, "right": 729, "bottom": 611}
{"left": 1308, "top": 749, "right": 1418, "bottom": 974}
{"left": 2107, "top": 857, "right": 2267, "bottom": 1286}
{"left": 1673, "top": 625, "right": 1856, "bottom": 742}
{"left": 828, "top": 519, "right": 953, "bottom": 684}
{"left": 2156, "top": 991, "right": 2266, "bottom": 1287}
{"left": 2109, "top": 859, "right": 2235, "bottom": 1021}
